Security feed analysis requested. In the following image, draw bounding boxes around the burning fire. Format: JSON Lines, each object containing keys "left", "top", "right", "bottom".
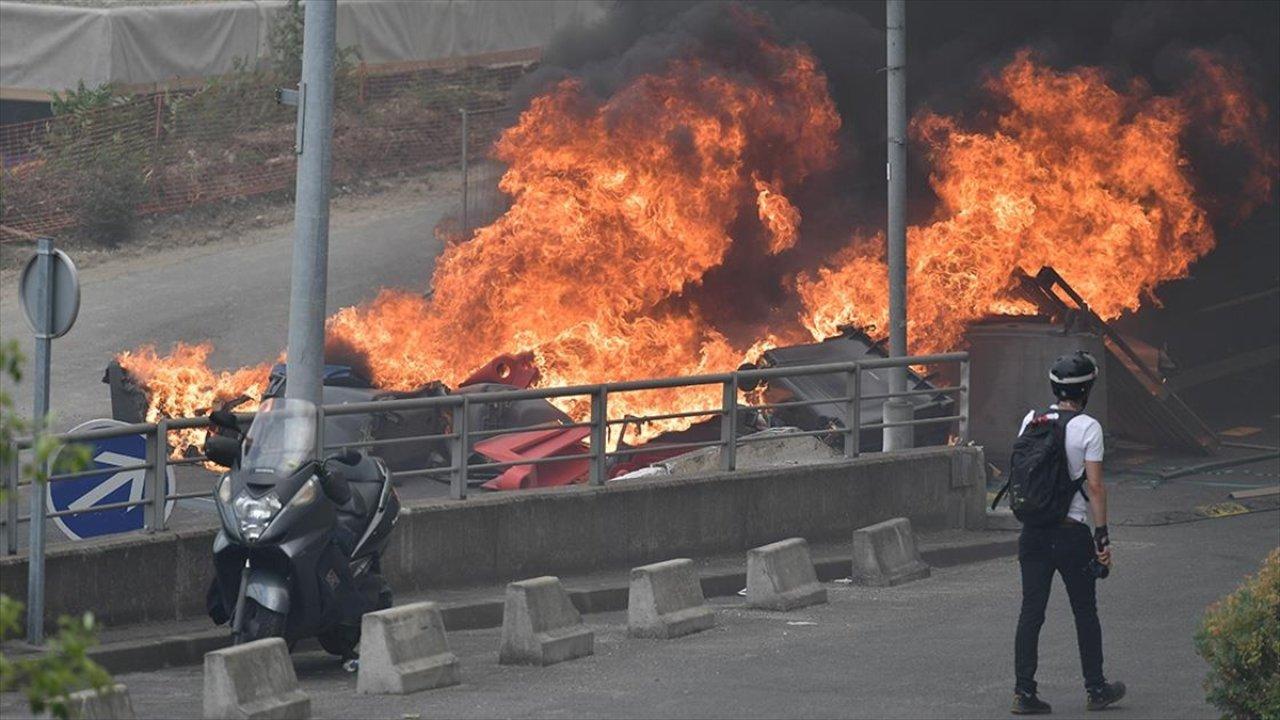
{"left": 116, "top": 343, "right": 271, "bottom": 453}
{"left": 118, "top": 36, "right": 1274, "bottom": 457}
{"left": 798, "top": 50, "right": 1267, "bottom": 353}
{"left": 123, "top": 20, "right": 840, "bottom": 450}
{"left": 324, "top": 27, "right": 839, "bottom": 437}
{"left": 754, "top": 176, "right": 803, "bottom": 254}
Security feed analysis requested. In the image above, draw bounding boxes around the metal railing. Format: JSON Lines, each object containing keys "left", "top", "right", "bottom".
{"left": 1, "top": 351, "right": 968, "bottom": 556}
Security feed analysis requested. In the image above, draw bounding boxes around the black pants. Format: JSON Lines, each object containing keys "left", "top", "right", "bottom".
{"left": 1014, "top": 522, "right": 1105, "bottom": 694}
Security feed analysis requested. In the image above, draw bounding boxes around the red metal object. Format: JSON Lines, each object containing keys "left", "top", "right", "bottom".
{"left": 460, "top": 352, "right": 540, "bottom": 389}
{"left": 476, "top": 426, "right": 590, "bottom": 491}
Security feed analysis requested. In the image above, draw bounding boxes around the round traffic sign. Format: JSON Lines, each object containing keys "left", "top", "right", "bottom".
{"left": 20, "top": 245, "right": 80, "bottom": 339}
{"left": 46, "top": 419, "right": 176, "bottom": 540}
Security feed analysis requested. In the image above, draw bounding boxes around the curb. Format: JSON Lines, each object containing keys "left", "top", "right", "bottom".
{"left": 83, "top": 537, "right": 1019, "bottom": 675}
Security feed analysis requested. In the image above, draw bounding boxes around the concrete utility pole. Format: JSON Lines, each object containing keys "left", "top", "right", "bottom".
{"left": 884, "top": 0, "right": 914, "bottom": 450}
{"left": 285, "top": 0, "right": 336, "bottom": 408}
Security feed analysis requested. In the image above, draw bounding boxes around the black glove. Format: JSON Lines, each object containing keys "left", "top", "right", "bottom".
{"left": 1094, "top": 525, "right": 1110, "bottom": 552}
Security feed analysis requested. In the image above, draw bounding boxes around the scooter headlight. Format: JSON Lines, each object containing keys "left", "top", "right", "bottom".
{"left": 232, "top": 490, "right": 282, "bottom": 542}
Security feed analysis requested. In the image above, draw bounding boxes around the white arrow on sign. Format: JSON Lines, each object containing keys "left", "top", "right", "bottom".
{"left": 66, "top": 451, "right": 147, "bottom": 513}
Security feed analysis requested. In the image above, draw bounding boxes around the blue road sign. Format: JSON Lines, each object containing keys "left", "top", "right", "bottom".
{"left": 46, "top": 419, "right": 175, "bottom": 540}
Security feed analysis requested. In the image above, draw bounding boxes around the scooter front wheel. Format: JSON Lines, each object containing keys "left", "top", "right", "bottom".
{"left": 318, "top": 624, "right": 360, "bottom": 659}
{"left": 234, "top": 599, "right": 287, "bottom": 645}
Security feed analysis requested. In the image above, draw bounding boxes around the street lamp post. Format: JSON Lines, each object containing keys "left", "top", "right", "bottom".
{"left": 884, "top": 0, "right": 914, "bottom": 450}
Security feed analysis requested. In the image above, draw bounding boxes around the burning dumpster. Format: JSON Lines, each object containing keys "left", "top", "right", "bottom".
{"left": 745, "top": 329, "right": 956, "bottom": 452}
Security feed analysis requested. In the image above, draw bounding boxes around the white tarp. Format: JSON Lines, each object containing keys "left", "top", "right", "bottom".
{"left": 0, "top": 0, "right": 608, "bottom": 98}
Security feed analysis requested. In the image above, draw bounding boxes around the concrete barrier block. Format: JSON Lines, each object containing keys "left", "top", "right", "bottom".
{"left": 66, "top": 683, "right": 135, "bottom": 719}
{"left": 746, "top": 538, "right": 828, "bottom": 611}
{"left": 628, "top": 558, "right": 715, "bottom": 638}
{"left": 202, "top": 638, "right": 310, "bottom": 719}
{"left": 498, "top": 576, "right": 594, "bottom": 666}
{"left": 358, "top": 602, "right": 461, "bottom": 695}
{"left": 850, "top": 517, "right": 931, "bottom": 586}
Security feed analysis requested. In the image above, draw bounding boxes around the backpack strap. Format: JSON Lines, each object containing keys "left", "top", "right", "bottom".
{"left": 1050, "top": 408, "right": 1091, "bottom": 502}
{"left": 990, "top": 478, "right": 1010, "bottom": 511}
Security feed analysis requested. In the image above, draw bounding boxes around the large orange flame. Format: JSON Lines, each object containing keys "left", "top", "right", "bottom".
{"left": 116, "top": 343, "right": 271, "bottom": 454}
{"left": 119, "top": 45, "right": 1274, "bottom": 458}
{"left": 797, "top": 51, "right": 1257, "bottom": 353}
{"left": 324, "top": 33, "right": 839, "bottom": 436}
{"left": 124, "top": 27, "right": 840, "bottom": 448}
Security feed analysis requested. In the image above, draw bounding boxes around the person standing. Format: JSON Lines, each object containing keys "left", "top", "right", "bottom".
{"left": 999, "top": 351, "right": 1126, "bottom": 714}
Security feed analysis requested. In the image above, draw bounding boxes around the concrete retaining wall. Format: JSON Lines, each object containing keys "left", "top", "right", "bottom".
{"left": 0, "top": 446, "right": 985, "bottom": 631}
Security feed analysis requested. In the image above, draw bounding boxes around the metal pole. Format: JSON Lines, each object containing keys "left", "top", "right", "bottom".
{"left": 958, "top": 358, "right": 971, "bottom": 443}
{"left": 144, "top": 423, "right": 160, "bottom": 531}
{"left": 3, "top": 441, "right": 19, "bottom": 555}
{"left": 155, "top": 424, "right": 170, "bottom": 528}
{"left": 845, "top": 367, "right": 861, "bottom": 459}
{"left": 589, "top": 388, "right": 608, "bottom": 485}
{"left": 26, "top": 237, "right": 54, "bottom": 644}
{"left": 883, "top": 0, "right": 914, "bottom": 451}
{"left": 284, "top": 0, "right": 336, "bottom": 408}
{"left": 451, "top": 398, "right": 469, "bottom": 500}
{"left": 459, "top": 108, "right": 469, "bottom": 236}
{"left": 720, "top": 379, "right": 737, "bottom": 472}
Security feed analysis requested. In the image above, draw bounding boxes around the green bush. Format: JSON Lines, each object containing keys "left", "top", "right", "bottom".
{"left": 268, "top": 0, "right": 306, "bottom": 82}
{"left": 1195, "top": 548, "right": 1280, "bottom": 720}
{"left": 269, "top": 0, "right": 362, "bottom": 90}
{"left": 165, "top": 57, "right": 289, "bottom": 142}
{"left": 67, "top": 136, "right": 149, "bottom": 245}
{"left": 45, "top": 83, "right": 151, "bottom": 245}
{"left": 48, "top": 81, "right": 121, "bottom": 118}
{"left": 0, "top": 340, "right": 108, "bottom": 720}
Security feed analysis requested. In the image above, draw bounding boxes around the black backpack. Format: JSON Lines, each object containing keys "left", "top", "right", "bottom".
{"left": 991, "top": 408, "right": 1086, "bottom": 526}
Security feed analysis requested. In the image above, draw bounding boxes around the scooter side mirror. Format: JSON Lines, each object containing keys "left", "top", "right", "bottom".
{"left": 209, "top": 409, "right": 239, "bottom": 431}
{"left": 204, "top": 434, "right": 241, "bottom": 468}
{"left": 319, "top": 463, "right": 353, "bottom": 505}
{"left": 326, "top": 448, "right": 362, "bottom": 466}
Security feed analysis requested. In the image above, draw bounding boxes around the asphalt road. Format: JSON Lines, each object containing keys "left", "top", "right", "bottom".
{"left": 0, "top": 185, "right": 450, "bottom": 433}
{"left": 1, "top": 510, "right": 1271, "bottom": 720}
{"left": 0, "top": 184, "right": 457, "bottom": 547}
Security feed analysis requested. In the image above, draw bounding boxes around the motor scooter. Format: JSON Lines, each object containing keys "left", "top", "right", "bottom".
{"left": 203, "top": 397, "right": 400, "bottom": 658}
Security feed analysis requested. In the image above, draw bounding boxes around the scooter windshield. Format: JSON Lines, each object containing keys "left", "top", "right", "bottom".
{"left": 240, "top": 398, "right": 317, "bottom": 476}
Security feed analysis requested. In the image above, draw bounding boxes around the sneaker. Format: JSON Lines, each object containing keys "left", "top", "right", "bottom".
{"left": 1012, "top": 692, "right": 1052, "bottom": 715}
{"left": 1087, "top": 681, "right": 1126, "bottom": 711}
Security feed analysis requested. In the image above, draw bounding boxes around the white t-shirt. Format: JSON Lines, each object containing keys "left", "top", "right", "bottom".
{"left": 1018, "top": 405, "right": 1104, "bottom": 524}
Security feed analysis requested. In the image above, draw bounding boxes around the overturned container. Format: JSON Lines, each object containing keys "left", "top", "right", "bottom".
{"left": 965, "top": 320, "right": 1108, "bottom": 474}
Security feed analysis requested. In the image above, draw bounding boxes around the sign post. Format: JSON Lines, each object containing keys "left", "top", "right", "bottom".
{"left": 18, "top": 237, "right": 80, "bottom": 644}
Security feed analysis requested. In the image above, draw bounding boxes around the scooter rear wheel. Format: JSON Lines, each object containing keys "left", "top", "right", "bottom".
{"left": 234, "top": 599, "right": 286, "bottom": 644}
